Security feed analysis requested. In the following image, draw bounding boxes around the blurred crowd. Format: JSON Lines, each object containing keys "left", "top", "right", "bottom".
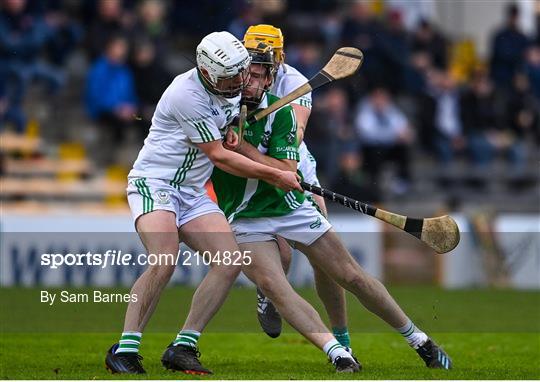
{"left": 1, "top": 0, "right": 539, "bottom": 200}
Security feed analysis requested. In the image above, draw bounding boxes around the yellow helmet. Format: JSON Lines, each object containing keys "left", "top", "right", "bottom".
{"left": 243, "top": 24, "right": 284, "bottom": 65}
{"left": 242, "top": 41, "right": 276, "bottom": 107}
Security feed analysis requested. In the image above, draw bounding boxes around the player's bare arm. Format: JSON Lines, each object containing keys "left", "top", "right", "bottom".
{"left": 234, "top": 140, "right": 297, "bottom": 172}
{"left": 291, "top": 103, "right": 311, "bottom": 143}
{"left": 197, "top": 140, "right": 301, "bottom": 192}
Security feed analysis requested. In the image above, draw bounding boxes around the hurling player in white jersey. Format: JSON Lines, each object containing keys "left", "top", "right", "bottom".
{"left": 243, "top": 25, "right": 351, "bottom": 347}
{"left": 105, "top": 31, "right": 301, "bottom": 375}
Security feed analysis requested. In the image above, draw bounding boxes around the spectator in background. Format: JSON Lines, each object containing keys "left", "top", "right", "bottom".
{"left": 524, "top": 44, "right": 540, "bottom": 98}
{"left": 340, "top": 0, "right": 386, "bottom": 88}
{"left": 505, "top": 73, "right": 538, "bottom": 165}
{"left": 285, "top": 40, "right": 323, "bottom": 80}
{"left": 385, "top": 0, "right": 437, "bottom": 31}
{"left": 536, "top": 2, "right": 540, "bottom": 45}
{"left": 0, "top": 0, "right": 64, "bottom": 133}
{"left": 429, "top": 71, "right": 465, "bottom": 166}
{"left": 85, "top": 34, "right": 137, "bottom": 146}
{"left": 318, "top": 3, "right": 343, "bottom": 48}
{"left": 460, "top": 70, "right": 505, "bottom": 168}
{"left": 536, "top": 1, "right": 540, "bottom": 45}
{"left": 170, "top": 0, "right": 234, "bottom": 38}
{"left": 130, "top": 38, "right": 172, "bottom": 135}
{"left": 411, "top": 19, "right": 448, "bottom": 70}
{"left": 403, "top": 50, "right": 431, "bottom": 96}
{"left": 85, "top": 0, "right": 133, "bottom": 61}
{"left": 379, "top": 9, "right": 410, "bottom": 94}
{"left": 355, "top": 87, "right": 413, "bottom": 194}
{"left": 227, "top": 3, "right": 262, "bottom": 40}
{"left": 489, "top": 3, "right": 530, "bottom": 91}
{"left": 133, "top": 0, "right": 168, "bottom": 59}
{"left": 304, "top": 87, "right": 353, "bottom": 184}
{"left": 39, "top": 1, "right": 82, "bottom": 66}
{"left": 330, "top": 145, "right": 377, "bottom": 203}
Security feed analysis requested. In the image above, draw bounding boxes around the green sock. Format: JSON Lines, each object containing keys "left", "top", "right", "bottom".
{"left": 332, "top": 327, "right": 351, "bottom": 347}
{"left": 173, "top": 330, "right": 200, "bottom": 349}
{"left": 116, "top": 331, "right": 142, "bottom": 354}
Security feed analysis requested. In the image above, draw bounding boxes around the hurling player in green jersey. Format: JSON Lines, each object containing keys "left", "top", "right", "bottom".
{"left": 214, "top": 41, "right": 360, "bottom": 372}
{"left": 216, "top": 41, "right": 452, "bottom": 372}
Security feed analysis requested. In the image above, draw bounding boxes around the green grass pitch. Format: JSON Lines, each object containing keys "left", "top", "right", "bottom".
{"left": 1, "top": 286, "right": 539, "bottom": 379}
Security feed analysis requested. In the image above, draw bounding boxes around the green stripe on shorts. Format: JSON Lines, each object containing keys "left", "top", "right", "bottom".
{"left": 135, "top": 178, "right": 154, "bottom": 214}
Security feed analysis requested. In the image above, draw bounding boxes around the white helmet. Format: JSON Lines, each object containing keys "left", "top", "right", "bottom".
{"left": 196, "top": 31, "right": 251, "bottom": 98}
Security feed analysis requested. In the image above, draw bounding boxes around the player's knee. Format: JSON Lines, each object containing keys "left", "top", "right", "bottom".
{"left": 343, "top": 270, "right": 371, "bottom": 294}
{"left": 145, "top": 264, "right": 176, "bottom": 284}
{"left": 212, "top": 262, "right": 241, "bottom": 281}
{"left": 257, "top": 275, "right": 283, "bottom": 301}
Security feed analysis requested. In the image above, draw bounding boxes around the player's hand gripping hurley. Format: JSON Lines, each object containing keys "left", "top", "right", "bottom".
{"left": 247, "top": 47, "right": 364, "bottom": 124}
{"left": 301, "top": 181, "right": 460, "bottom": 254}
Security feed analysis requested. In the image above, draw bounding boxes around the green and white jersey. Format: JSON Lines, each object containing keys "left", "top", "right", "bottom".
{"left": 128, "top": 68, "right": 240, "bottom": 196}
{"left": 211, "top": 92, "right": 304, "bottom": 221}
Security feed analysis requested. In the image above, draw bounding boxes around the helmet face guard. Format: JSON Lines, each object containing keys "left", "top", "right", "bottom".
{"left": 200, "top": 67, "right": 251, "bottom": 98}
{"left": 241, "top": 41, "right": 276, "bottom": 107}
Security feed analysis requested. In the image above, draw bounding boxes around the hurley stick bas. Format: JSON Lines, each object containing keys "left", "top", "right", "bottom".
{"left": 301, "top": 181, "right": 460, "bottom": 254}
{"left": 247, "top": 47, "right": 364, "bottom": 124}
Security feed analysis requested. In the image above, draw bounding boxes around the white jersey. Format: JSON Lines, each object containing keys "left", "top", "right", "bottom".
{"left": 272, "top": 64, "right": 312, "bottom": 110}
{"left": 272, "top": 63, "right": 315, "bottom": 177}
{"left": 129, "top": 68, "right": 240, "bottom": 196}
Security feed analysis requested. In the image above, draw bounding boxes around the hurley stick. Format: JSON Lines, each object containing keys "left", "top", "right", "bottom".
{"left": 247, "top": 47, "right": 363, "bottom": 124}
{"left": 301, "top": 181, "right": 460, "bottom": 254}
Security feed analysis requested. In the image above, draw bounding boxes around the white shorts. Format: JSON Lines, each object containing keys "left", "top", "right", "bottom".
{"left": 127, "top": 177, "right": 223, "bottom": 228}
{"left": 298, "top": 142, "right": 320, "bottom": 187}
{"left": 231, "top": 200, "right": 332, "bottom": 246}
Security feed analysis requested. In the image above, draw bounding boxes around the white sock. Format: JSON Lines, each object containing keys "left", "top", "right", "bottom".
{"left": 397, "top": 320, "right": 428, "bottom": 349}
{"left": 323, "top": 339, "right": 353, "bottom": 363}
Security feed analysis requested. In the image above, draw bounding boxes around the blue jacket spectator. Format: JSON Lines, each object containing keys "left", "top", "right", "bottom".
{"left": 85, "top": 35, "right": 137, "bottom": 164}
{"left": 85, "top": 37, "right": 137, "bottom": 120}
